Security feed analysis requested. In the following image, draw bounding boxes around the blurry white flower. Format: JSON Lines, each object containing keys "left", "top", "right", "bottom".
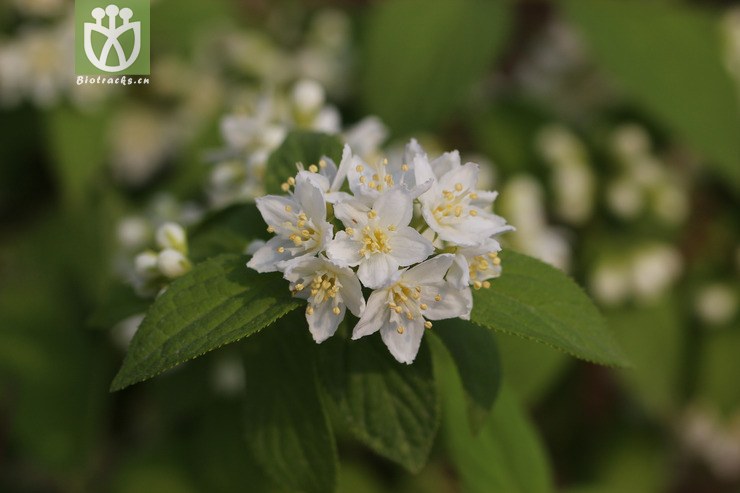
{"left": 284, "top": 256, "right": 365, "bottom": 343}
{"left": 631, "top": 244, "right": 683, "bottom": 302}
{"left": 695, "top": 283, "right": 738, "bottom": 326}
{"left": 343, "top": 116, "right": 388, "bottom": 161}
{"left": 606, "top": 177, "right": 644, "bottom": 219}
{"left": 117, "top": 216, "right": 152, "bottom": 251}
{"left": 327, "top": 189, "right": 433, "bottom": 288}
{"left": 590, "top": 260, "right": 631, "bottom": 306}
{"left": 156, "top": 222, "right": 188, "bottom": 254}
{"left": 157, "top": 249, "right": 191, "bottom": 279}
{"left": 292, "top": 79, "right": 326, "bottom": 117}
{"left": 352, "top": 255, "right": 471, "bottom": 364}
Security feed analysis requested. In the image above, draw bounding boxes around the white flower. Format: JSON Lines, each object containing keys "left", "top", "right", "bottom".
{"left": 327, "top": 188, "right": 433, "bottom": 288}
{"left": 157, "top": 248, "right": 192, "bottom": 279}
{"left": 414, "top": 151, "right": 512, "bottom": 246}
{"left": 345, "top": 142, "right": 425, "bottom": 204}
{"left": 155, "top": 222, "right": 187, "bottom": 254}
{"left": 352, "top": 254, "right": 471, "bottom": 364}
{"left": 247, "top": 176, "right": 333, "bottom": 273}
{"left": 284, "top": 256, "right": 365, "bottom": 343}
{"left": 292, "top": 144, "right": 354, "bottom": 204}
{"left": 448, "top": 239, "right": 503, "bottom": 291}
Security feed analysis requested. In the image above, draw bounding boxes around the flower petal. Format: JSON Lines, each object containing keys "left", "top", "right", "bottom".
{"left": 352, "top": 289, "right": 388, "bottom": 339}
{"left": 326, "top": 232, "right": 363, "bottom": 267}
{"left": 374, "top": 188, "right": 414, "bottom": 227}
{"left": 307, "top": 302, "right": 344, "bottom": 343}
{"left": 430, "top": 150, "right": 461, "bottom": 178}
{"left": 422, "top": 283, "right": 471, "bottom": 320}
{"left": 404, "top": 254, "right": 455, "bottom": 285}
{"left": 438, "top": 162, "right": 479, "bottom": 192}
{"left": 447, "top": 253, "right": 470, "bottom": 290}
{"left": 255, "top": 195, "right": 297, "bottom": 234}
{"left": 380, "top": 317, "right": 425, "bottom": 364}
{"left": 333, "top": 199, "right": 370, "bottom": 228}
{"left": 246, "top": 237, "right": 293, "bottom": 273}
{"left": 294, "top": 176, "right": 326, "bottom": 221}
{"left": 387, "top": 227, "right": 434, "bottom": 267}
{"left": 335, "top": 268, "right": 365, "bottom": 317}
{"left": 358, "top": 253, "right": 397, "bottom": 289}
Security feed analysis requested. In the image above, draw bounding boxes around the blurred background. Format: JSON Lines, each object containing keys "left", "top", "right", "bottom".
{"left": 1, "top": 0, "right": 739, "bottom": 491}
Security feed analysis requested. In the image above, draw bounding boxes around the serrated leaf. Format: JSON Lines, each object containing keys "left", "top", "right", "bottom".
{"left": 361, "top": 0, "right": 510, "bottom": 134}
{"left": 110, "top": 254, "right": 300, "bottom": 391}
{"left": 242, "top": 318, "right": 337, "bottom": 493}
{"left": 319, "top": 334, "right": 439, "bottom": 472}
{"left": 563, "top": 0, "right": 740, "bottom": 193}
{"left": 437, "top": 345, "right": 553, "bottom": 493}
{"left": 264, "top": 131, "right": 343, "bottom": 195}
{"left": 188, "top": 203, "right": 269, "bottom": 262}
{"left": 471, "top": 251, "right": 628, "bottom": 367}
{"left": 431, "top": 318, "right": 501, "bottom": 433}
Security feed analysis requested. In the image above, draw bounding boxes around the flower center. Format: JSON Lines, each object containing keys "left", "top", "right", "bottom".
{"left": 468, "top": 252, "right": 501, "bottom": 289}
{"left": 359, "top": 226, "right": 391, "bottom": 256}
{"left": 432, "top": 183, "right": 480, "bottom": 222}
{"left": 268, "top": 207, "right": 320, "bottom": 252}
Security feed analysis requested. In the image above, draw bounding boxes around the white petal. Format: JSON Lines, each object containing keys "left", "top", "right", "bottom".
{"left": 358, "top": 253, "right": 397, "bottom": 289}
{"left": 422, "top": 284, "right": 471, "bottom": 320}
{"left": 430, "top": 151, "right": 461, "bottom": 178}
{"left": 438, "top": 162, "right": 479, "bottom": 192}
{"left": 404, "top": 254, "right": 455, "bottom": 285}
{"left": 404, "top": 138, "right": 425, "bottom": 165}
{"left": 324, "top": 191, "right": 354, "bottom": 204}
{"left": 297, "top": 169, "right": 331, "bottom": 193}
{"left": 307, "top": 302, "right": 344, "bottom": 343}
{"left": 246, "top": 237, "right": 293, "bottom": 273}
{"left": 387, "top": 227, "right": 434, "bottom": 266}
{"left": 447, "top": 254, "right": 470, "bottom": 290}
{"left": 335, "top": 268, "right": 365, "bottom": 317}
{"left": 352, "top": 289, "right": 388, "bottom": 339}
{"left": 283, "top": 256, "right": 322, "bottom": 283}
{"left": 255, "top": 195, "right": 297, "bottom": 233}
{"left": 326, "top": 232, "right": 363, "bottom": 267}
{"left": 330, "top": 144, "right": 352, "bottom": 192}
{"left": 413, "top": 154, "right": 436, "bottom": 190}
{"left": 380, "top": 317, "right": 425, "bottom": 364}
{"left": 294, "top": 177, "right": 326, "bottom": 221}
{"left": 374, "top": 188, "right": 414, "bottom": 227}
{"left": 333, "top": 199, "right": 370, "bottom": 228}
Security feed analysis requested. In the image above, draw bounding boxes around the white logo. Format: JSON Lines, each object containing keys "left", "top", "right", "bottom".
{"left": 84, "top": 4, "right": 141, "bottom": 72}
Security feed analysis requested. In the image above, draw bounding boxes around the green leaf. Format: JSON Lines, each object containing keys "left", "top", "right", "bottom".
{"left": 498, "top": 333, "right": 570, "bottom": 406}
{"left": 361, "top": 0, "right": 510, "bottom": 134}
{"left": 110, "top": 254, "right": 300, "bottom": 391}
{"left": 431, "top": 318, "right": 501, "bottom": 433}
{"left": 264, "top": 131, "right": 343, "bottom": 195}
{"left": 242, "top": 318, "right": 337, "bottom": 493}
{"left": 319, "top": 334, "right": 439, "bottom": 472}
{"left": 46, "top": 106, "right": 109, "bottom": 208}
{"left": 437, "top": 344, "right": 553, "bottom": 493}
{"left": 471, "top": 251, "right": 628, "bottom": 367}
{"left": 563, "top": 0, "right": 740, "bottom": 193}
{"left": 188, "top": 203, "right": 269, "bottom": 262}
{"left": 607, "top": 297, "right": 684, "bottom": 418}
{"left": 696, "top": 325, "right": 740, "bottom": 413}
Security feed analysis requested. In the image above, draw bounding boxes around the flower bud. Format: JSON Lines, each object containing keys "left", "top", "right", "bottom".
{"left": 134, "top": 250, "right": 159, "bottom": 279}
{"left": 156, "top": 222, "right": 187, "bottom": 253}
{"left": 157, "top": 249, "right": 191, "bottom": 279}
{"left": 292, "top": 79, "right": 325, "bottom": 116}
{"left": 117, "top": 216, "right": 151, "bottom": 251}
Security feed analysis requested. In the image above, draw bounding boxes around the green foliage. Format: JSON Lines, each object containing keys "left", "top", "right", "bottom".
{"left": 188, "top": 203, "right": 269, "bottom": 262}
{"left": 471, "top": 251, "right": 628, "bottom": 367}
{"left": 608, "top": 297, "right": 685, "bottom": 417}
{"left": 264, "top": 131, "right": 344, "bottom": 195}
{"left": 437, "top": 345, "right": 553, "bottom": 493}
{"left": 497, "top": 333, "right": 570, "bottom": 406}
{"left": 361, "top": 0, "right": 510, "bottom": 135}
{"left": 564, "top": 0, "right": 740, "bottom": 193}
{"left": 696, "top": 325, "right": 740, "bottom": 413}
{"left": 46, "top": 106, "right": 109, "bottom": 208}
{"left": 432, "top": 318, "right": 501, "bottom": 433}
{"left": 242, "top": 318, "right": 337, "bottom": 493}
{"left": 110, "top": 254, "right": 301, "bottom": 391}
{"left": 320, "top": 333, "right": 439, "bottom": 472}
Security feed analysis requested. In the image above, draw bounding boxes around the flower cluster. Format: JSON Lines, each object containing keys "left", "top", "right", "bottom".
{"left": 247, "top": 141, "right": 513, "bottom": 363}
